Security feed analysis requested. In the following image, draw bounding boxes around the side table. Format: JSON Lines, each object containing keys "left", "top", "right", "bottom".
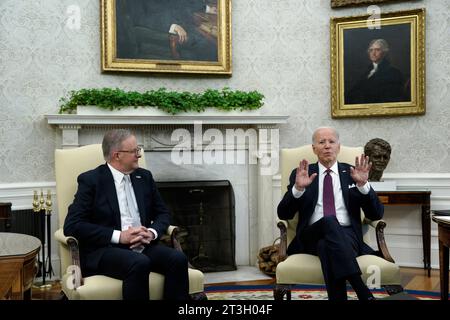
{"left": 0, "top": 232, "right": 41, "bottom": 299}
{"left": 376, "top": 191, "right": 431, "bottom": 276}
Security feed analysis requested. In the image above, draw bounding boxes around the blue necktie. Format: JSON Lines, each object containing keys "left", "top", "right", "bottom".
{"left": 323, "top": 169, "right": 336, "bottom": 216}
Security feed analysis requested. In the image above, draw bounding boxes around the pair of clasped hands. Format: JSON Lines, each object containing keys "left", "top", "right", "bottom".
{"left": 119, "top": 226, "right": 155, "bottom": 250}
{"left": 294, "top": 155, "right": 372, "bottom": 191}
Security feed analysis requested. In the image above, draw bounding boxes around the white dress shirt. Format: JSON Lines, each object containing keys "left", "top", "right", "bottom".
{"left": 107, "top": 164, "right": 157, "bottom": 244}
{"left": 291, "top": 162, "right": 370, "bottom": 226}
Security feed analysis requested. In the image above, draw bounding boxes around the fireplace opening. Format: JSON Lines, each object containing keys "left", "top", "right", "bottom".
{"left": 156, "top": 180, "right": 236, "bottom": 272}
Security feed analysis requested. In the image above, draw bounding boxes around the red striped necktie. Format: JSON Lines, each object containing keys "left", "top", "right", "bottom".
{"left": 323, "top": 169, "right": 336, "bottom": 216}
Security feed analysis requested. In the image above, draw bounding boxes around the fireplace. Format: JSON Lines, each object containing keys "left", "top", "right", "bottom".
{"left": 46, "top": 112, "right": 288, "bottom": 269}
{"left": 157, "top": 180, "right": 236, "bottom": 272}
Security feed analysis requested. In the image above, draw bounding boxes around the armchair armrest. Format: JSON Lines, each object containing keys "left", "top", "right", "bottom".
{"left": 54, "top": 228, "right": 70, "bottom": 245}
{"left": 276, "top": 220, "right": 288, "bottom": 263}
{"left": 363, "top": 219, "right": 395, "bottom": 263}
{"left": 166, "top": 225, "right": 177, "bottom": 236}
{"left": 166, "top": 225, "right": 198, "bottom": 269}
{"left": 56, "top": 225, "right": 193, "bottom": 287}
{"left": 54, "top": 228, "right": 84, "bottom": 288}
{"left": 169, "top": 225, "right": 183, "bottom": 252}
{"left": 159, "top": 225, "right": 183, "bottom": 251}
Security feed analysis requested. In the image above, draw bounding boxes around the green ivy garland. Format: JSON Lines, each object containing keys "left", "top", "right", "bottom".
{"left": 59, "top": 88, "right": 264, "bottom": 115}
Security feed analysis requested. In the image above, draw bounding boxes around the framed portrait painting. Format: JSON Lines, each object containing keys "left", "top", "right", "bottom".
{"left": 330, "top": 8, "right": 425, "bottom": 118}
{"left": 101, "top": 0, "right": 232, "bottom": 74}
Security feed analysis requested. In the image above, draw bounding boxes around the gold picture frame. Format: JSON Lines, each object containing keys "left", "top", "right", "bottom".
{"left": 330, "top": 8, "right": 425, "bottom": 118}
{"left": 331, "top": 0, "right": 410, "bottom": 8}
{"left": 101, "top": 0, "right": 232, "bottom": 75}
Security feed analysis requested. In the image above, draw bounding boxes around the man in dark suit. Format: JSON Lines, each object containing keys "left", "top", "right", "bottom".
{"left": 64, "top": 129, "right": 189, "bottom": 300}
{"left": 277, "top": 127, "right": 383, "bottom": 300}
{"left": 346, "top": 38, "right": 408, "bottom": 104}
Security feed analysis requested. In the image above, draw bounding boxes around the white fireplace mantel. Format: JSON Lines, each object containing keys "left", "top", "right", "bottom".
{"left": 46, "top": 113, "right": 289, "bottom": 126}
{"left": 45, "top": 112, "right": 289, "bottom": 266}
{"left": 46, "top": 113, "right": 289, "bottom": 148}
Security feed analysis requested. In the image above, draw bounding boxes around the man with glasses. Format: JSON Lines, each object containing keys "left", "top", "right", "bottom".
{"left": 64, "top": 129, "right": 189, "bottom": 300}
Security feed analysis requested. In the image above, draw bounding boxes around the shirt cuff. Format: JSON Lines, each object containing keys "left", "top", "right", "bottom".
{"left": 148, "top": 228, "right": 158, "bottom": 239}
{"left": 111, "top": 230, "right": 121, "bottom": 244}
{"left": 169, "top": 24, "right": 177, "bottom": 34}
{"left": 291, "top": 185, "right": 305, "bottom": 198}
{"left": 205, "top": 5, "right": 217, "bottom": 14}
{"left": 357, "top": 181, "right": 371, "bottom": 195}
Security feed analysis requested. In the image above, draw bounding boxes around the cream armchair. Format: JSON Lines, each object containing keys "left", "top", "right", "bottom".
{"left": 54, "top": 144, "right": 206, "bottom": 300}
{"left": 274, "top": 145, "right": 403, "bottom": 300}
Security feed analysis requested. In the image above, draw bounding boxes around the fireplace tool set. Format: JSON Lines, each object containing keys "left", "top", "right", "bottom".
{"left": 32, "top": 190, "right": 55, "bottom": 288}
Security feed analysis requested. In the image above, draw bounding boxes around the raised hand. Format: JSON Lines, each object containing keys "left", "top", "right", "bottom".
{"left": 295, "top": 159, "right": 318, "bottom": 191}
{"left": 350, "top": 154, "right": 372, "bottom": 187}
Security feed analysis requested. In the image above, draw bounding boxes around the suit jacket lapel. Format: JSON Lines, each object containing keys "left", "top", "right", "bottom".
{"left": 99, "top": 164, "right": 122, "bottom": 228}
{"left": 130, "top": 171, "right": 145, "bottom": 223}
{"left": 338, "top": 162, "right": 350, "bottom": 210}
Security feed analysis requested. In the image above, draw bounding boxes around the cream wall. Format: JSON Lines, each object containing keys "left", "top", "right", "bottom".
{"left": 0, "top": 0, "right": 449, "bottom": 182}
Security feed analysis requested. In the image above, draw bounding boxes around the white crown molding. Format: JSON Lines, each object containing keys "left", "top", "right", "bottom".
{"left": 0, "top": 182, "right": 56, "bottom": 210}
{"left": 383, "top": 172, "right": 450, "bottom": 179}
{"left": 0, "top": 182, "right": 55, "bottom": 191}
{"left": 383, "top": 173, "right": 450, "bottom": 189}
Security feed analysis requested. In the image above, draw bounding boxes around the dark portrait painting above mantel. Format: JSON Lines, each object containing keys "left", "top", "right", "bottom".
{"left": 330, "top": 8, "right": 425, "bottom": 118}
{"left": 101, "top": 0, "right": 232, "bottom": 75}
{"left": 331, "top": 0, "right": 416, "bottom": 8}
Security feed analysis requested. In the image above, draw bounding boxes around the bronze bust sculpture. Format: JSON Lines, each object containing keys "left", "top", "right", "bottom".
{"left": 364, "top": 138, "right": 391, "bottom": 181}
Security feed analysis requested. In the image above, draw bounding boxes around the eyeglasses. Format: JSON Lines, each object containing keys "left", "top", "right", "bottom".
{"left": 117, "top": 147, "right": 142, "bottom": 156}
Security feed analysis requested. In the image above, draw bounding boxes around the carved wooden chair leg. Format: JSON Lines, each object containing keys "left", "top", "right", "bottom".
{"left": 286, "top": 287, "right": 291, "bottom": 300}
{"left": 273, "top": 288, "right": 282, "bottom": 300}
{"left": 274, "top": 284, "right": 291, "bottom": 300}
{"left": 383, "top": 285, "right": 404, "bottom": 295}
{"left": 189, "top": 292, "right": 208, "bottom": 300}
{"left": 59, "top": 292, "right": 69, "bottom": 300}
